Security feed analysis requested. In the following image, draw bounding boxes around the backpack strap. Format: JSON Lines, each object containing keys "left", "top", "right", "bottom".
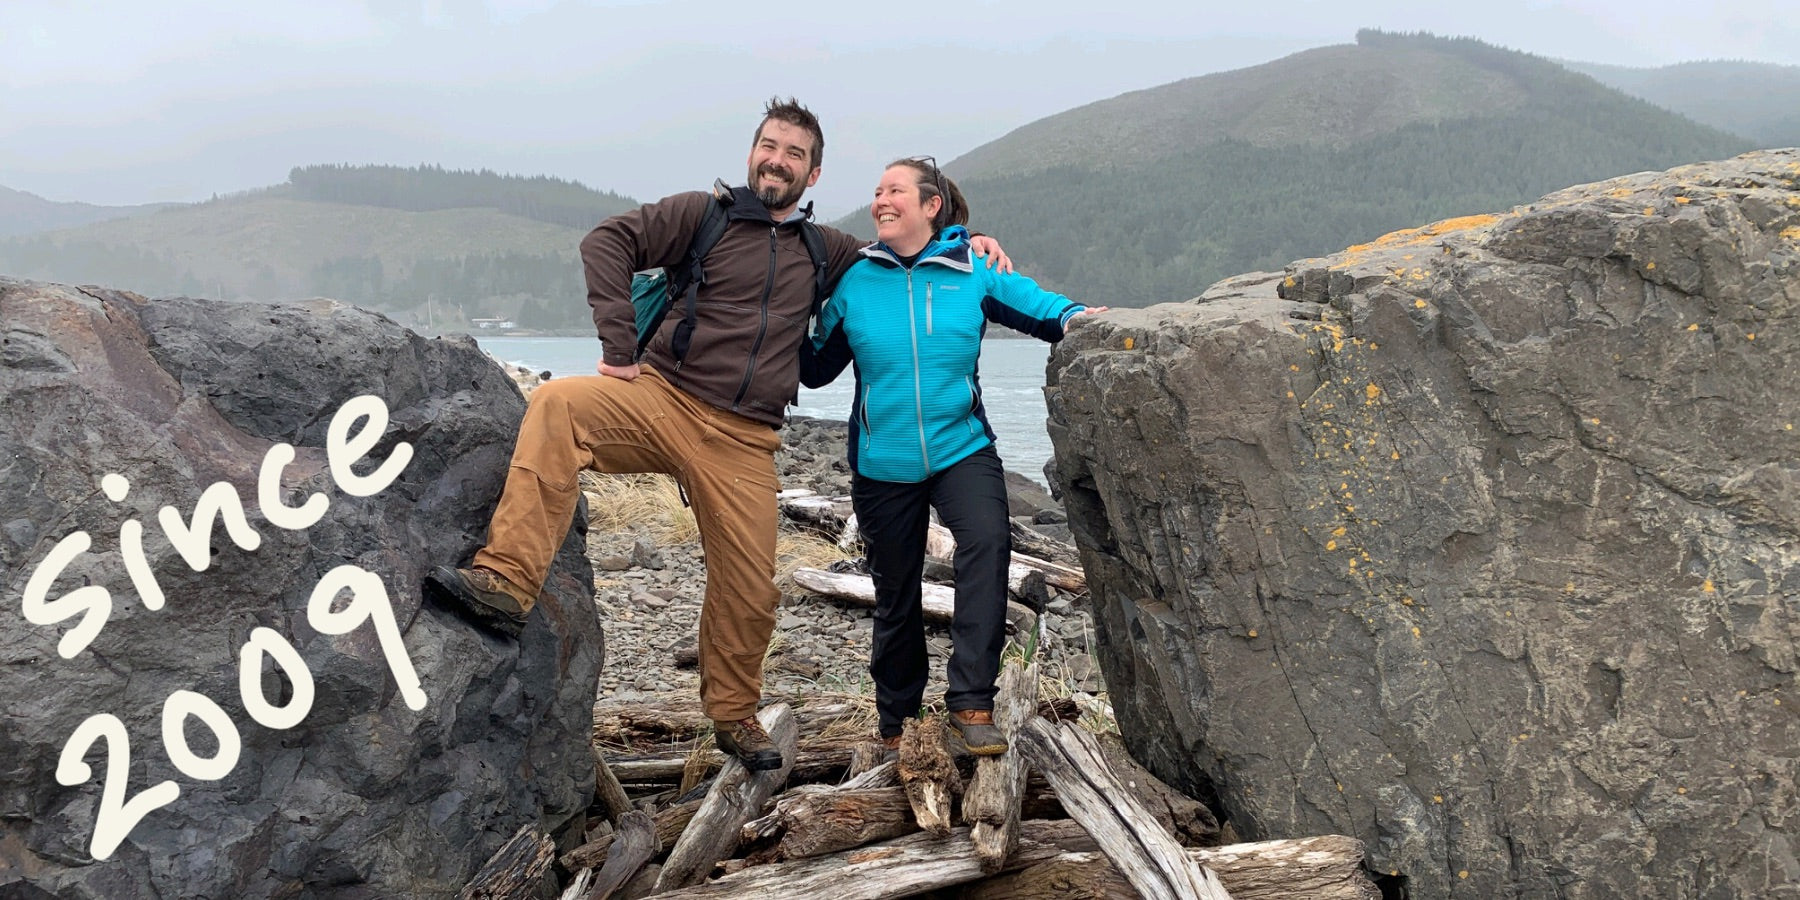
{"left": 640, "top": 181, "right": 734, "bottom": 363}
{"left": 795, "top": 219, "right": 830, "bottom": 339}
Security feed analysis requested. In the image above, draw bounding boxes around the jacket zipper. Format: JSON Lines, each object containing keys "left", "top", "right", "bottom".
{"left": 907, "top": 268, "right": 929, "bottom": 477}
{"left": 731, "top": 227, "right": 779, "bottom": 411}
{"left": 926, "top": 282, "right": 934, "bottom": 335}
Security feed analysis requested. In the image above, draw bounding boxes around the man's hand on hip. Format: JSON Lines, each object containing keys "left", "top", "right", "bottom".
{"left": 599, "top": 361, "right": 641, "bottom": 380}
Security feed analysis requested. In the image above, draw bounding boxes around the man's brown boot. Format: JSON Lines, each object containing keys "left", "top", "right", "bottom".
{"left": 949, "top": 708, "right": 1008, "bottom": 756}
{"left": 714, "top": 717, "right": 783, "bottom": 771}
{"left": 424, "top": 566, "right": 533, "bottom": 637}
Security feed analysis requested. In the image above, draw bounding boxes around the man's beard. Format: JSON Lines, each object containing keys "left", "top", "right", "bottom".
{"left": 751, "top": 165, "right": 806, "bottom": 210}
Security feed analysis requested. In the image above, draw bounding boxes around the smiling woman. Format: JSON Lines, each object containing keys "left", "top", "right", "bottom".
{"left": 794, "top": 155, "right": 1105, "bottom": 753}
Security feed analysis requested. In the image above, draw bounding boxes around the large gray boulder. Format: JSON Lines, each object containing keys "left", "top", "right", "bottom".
{"left": 1047, "top": 149, "right": 1800, "bottom": 898}
{"left": 0, "top": 279, "right": 602, "bottom": 898}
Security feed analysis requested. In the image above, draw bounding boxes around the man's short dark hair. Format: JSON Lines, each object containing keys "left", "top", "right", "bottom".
{"left": 756, "top": 96, "right": 824, "bottom": 169}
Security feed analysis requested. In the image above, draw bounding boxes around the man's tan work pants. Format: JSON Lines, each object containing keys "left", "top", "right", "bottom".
{"left": 473, "top": 367, "right": 783, "bottom": 722}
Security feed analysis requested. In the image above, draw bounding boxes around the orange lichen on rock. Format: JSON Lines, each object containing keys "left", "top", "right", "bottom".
{"left": 1332, "top": 214, "right": 1501, "bottom": 268}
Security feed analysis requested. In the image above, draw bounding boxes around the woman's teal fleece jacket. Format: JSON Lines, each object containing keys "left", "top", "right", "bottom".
{"left": 798, "top": 225, "right": 1086, "bottom": 483}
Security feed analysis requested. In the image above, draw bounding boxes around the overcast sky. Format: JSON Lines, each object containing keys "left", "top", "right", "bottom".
{"left": 3, "top": 0, "right": 1797, "bottom": 219}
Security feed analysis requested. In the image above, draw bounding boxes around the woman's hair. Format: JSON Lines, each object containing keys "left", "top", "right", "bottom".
{"left": 887, "top": 157, "right": 969, "bottom": 232}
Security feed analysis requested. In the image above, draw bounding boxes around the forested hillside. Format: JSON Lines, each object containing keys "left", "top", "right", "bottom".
{"left": 1564, "top": 59, "right": 1800, "bottom": 150}
{"left": 0, "top": 166, "right": 631, "bottom": 330}
{"left": 0, "top": 185, "right": 170, "bottom": 238}
{"left": 836, "top": 31, "right": 1753, "bottom": 307}
{"left": 287, "top": 164, "right": 637, "bottom": 229}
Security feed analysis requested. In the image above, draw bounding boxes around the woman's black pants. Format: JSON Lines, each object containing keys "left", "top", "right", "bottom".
{"left": 852, "top": 445, "right": 1012, "bottom": 738}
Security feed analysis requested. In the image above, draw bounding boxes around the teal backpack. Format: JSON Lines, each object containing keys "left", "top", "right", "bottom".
{"left": 630, "top": 180, "right": 830, "bottom": 363}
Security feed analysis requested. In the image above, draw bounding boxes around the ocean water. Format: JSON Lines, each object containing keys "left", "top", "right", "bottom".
{"left": 475, "top": 335, "right": 1059, "bottom": 485}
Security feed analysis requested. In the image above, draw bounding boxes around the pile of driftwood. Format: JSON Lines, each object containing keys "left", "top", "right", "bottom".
{"left": 459, "top": 492, "right": 1382, "bottom": 899}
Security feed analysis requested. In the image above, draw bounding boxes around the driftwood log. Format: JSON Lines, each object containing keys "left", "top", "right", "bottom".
{"left": 560, "top": 798, "right": 701, "bottom": 873}
{"left": 605, "top": 748, "right": 850, "bottom": 786}
{"left": 579, "top": 810, "right": 659, "bottom": 900}
{"left": 790, "top": 567, "right": 1036, "bottom": 636}
{"left": 744, "top": 786, "right": 918, "bottom": 861}
{"left": 963, "top": 661, "right": 1039, "bottom": 871}
{"left": 648, "top": 821, "right": 1097, "bottom": 899}
{"left": 1092, "top": 732, "right": 1220, "bottom": 845}
{"left": 1010, "top": 550, "right": 1085, "bottom": 594}
{"left": 1008, "top": 520, "right": 1083, "bottom": 568}
{"left": 595, "top": 701, "right": 861, "bottom": 747}
{"left": 843, "top": 739, "right": 892, "bottom": 781}
{"left": 776, "top": 490, "right": 852, "bottom": 537}
{"left": 653, "top": 704, "right": 800, "bottom": 892}
{"left": 592, "top": 746, "right": 635, "bottom": 826}
{"left": 953, "top": 834, "right": 1379, "bottom": 900}
{"left": 458, "top": 823, "right": 556, "bottom": 900}
{"left": 899, "top": 715, "right": 962, "bottom": 837}
{"left": 1016, "top": 718, "right": 1230, "bottom": 900}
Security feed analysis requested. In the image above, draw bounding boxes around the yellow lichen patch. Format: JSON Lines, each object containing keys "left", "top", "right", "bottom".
{"left": 1415, "top": 299, "right": 1428, "bottom": 309}
{"left": 1748, "top": 333, "right": 1756, "bottom": 341}
{"left": 1608, "top": 188, "right": 1632, "bottom": 198}
{"left": 1433, "top": 794, "right": 1444, "bottom": 803}
{"left": 1703, "top": 579, "right": 1716, "bottom": 593}
{"left": 1677, "top": 786, "right": 1688, "bottom": 795}
{"left": 1290, "top": 364, "right": 1300, "bottom": 372}
{"left": 1687, "top": 323, "right": 1699, "bottom": 331}
{"left": 1390, "top": 450, "right": 1400, "bottom": 460}
{"left": 1123, "top": 336, "right": 1135, "bottom": 350}
{"left": 1326, "top": 540, "right": 1339, "bottom": 551}
{"left": 1643, "top": 206, "right": 1656, "bottom": 215}
{"left": 1782, "top": 226, "right": 1800, "bottom": 241}
{"left": 1564, "top": 582, "right": 1576, "bottom": 593}
{"left": 1331, "top": 214, "right": 1501, "bottom": 268}
{"left": 1284, "top": 276, "right": 1296, "bottom": 287}
{"left": 1646, "top": 261, "right": 1656, "bottom": 270}
{"left": 1590, "top": 417, "right": 1601, "bottom": 425}
{"left": 1287, "top": 390, "right": 1296, "bottom": 399}
{"left": 1403, "top": 597, "right": 1415, "bottom": 606}
{"left": 1365, "top": 383, "right": 1382, "bottom": 401}
{"left": 1675, "top": 196, "right": 1691, "bottom": 205}
{"left": 1411, "top": 626, "right": 1420, "bottom": 637}
{"left": 1332, "top": 526, "right": 1348, "bottom": 537}
{"left": 1248, "top": 629, "right": 1258, "bottom": 638}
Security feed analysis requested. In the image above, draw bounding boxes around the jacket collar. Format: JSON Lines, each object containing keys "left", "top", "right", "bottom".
{"left": 727, "top": 184, "right": 814, "bottom": 227}
{"left": 860, "top": 225, "right": 973, "bottom": 272}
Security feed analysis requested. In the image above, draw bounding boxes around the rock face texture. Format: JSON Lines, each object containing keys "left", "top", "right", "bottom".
{"left": 1046, "top": 150, "right": 1800, "bottom": 898}
{"left": 0, "top": 280, "right": 602, "bottom": 898}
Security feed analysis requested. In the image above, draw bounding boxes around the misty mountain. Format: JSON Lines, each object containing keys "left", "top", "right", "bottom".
{"left": 0, "top": 185, "right": 172, "bottom": 239}
{"left": 835, "top": 30, "right": 1754, "bottom": 307}
{"left": 0, "top": 167, "right": 636, "bottom": 331}
{"left": 5, "top": 32, "right": 1775, "bottom": 321}
{"left": 1560, "top": 59, "right": 1800, "bottom": 150}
